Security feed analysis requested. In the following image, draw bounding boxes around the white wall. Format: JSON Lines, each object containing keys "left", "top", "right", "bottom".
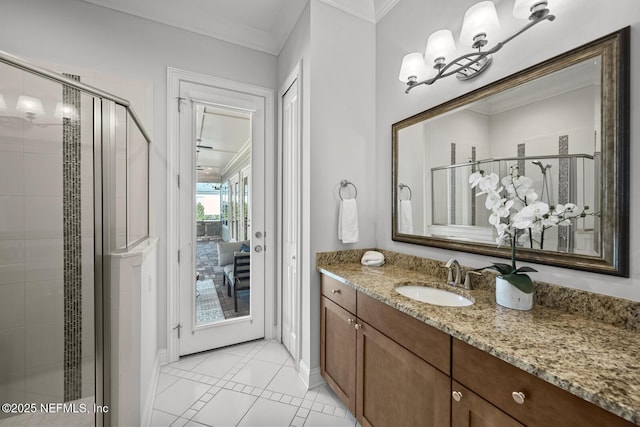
{"left": 277, "top": 4, "right": 314, "bottom": 380}
{"left": 277, "top": 1, "right": 376, "bottom": 377}
{"left": 490, "top": 86, "right": 596, "bottom": 157}
{"left": 376, "top": 0, "right": 640, "bottom": 301}
{"left": 307, "top": 0, "right": 376, "bottom": 373}
{"left": 1, "top": 0, "right": 278, "bottom": 352}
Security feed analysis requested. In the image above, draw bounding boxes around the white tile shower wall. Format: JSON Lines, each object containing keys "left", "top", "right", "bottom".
{"left": 0, "top": 65, "right": 67, "bottom": 410}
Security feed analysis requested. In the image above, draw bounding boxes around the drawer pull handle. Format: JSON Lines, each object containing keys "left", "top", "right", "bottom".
{"left": 354, "top": 323, "right": 362, "bottom": 330}
{"left": 512, "top": 391, "right": 526, "bottom": 404}
{"left": 452, "top": 391, "right": 463, "bottom": 402}
{"left": 331, "top": 289, "right": 341, "bottom": 294}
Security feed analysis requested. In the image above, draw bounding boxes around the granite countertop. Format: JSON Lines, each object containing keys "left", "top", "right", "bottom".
{"left": 317, "top": 260, "right": 640, "bottom": 425}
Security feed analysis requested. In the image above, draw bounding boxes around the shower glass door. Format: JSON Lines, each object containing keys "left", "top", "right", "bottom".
{"left": 0, "top": 60, "right": 98, "bottom": 425}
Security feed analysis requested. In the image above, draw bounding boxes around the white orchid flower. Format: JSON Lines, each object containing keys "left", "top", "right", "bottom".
{"left": 523, "top": 188, "right": 539, "bottom": 202}
{"left": 469, "top": 171, "right": 483, "bottom": 188}
{"left": 553, "top": 204, "right": 566, "bottom": 215}
{"left": 485, "top": 190, "right": 504, "bottom": 210}
{"left": 478, "top": 173, "right": 499, "bottom": 192}
{"left": 470, "top": 170, "right": 589, "bottom": 252}
{"left": 512, "top": 217, "right": 533, "bottom": 230}
{"left": 496, "top": 199, "right": 513, "bottom": 217}
{"left": 541, "top": 215, "right": 560, "bottom": 227}
{"left": 519, "top": 201, "right": 549, "bottom": 218}
{"left": 530, "top": 222, "right": 544, "bottom": 234}
{"left": 514, "top": 176, "right": 533, "bottom": 188}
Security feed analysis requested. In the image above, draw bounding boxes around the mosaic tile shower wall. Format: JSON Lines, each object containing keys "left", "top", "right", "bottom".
{"left": 517, "top": 143, "right": 526, "bottom": 176}
{"left": 62, "top": 73, "right": 82, "bottom": 402}
{"left": 471, "top": 146, "right": 476, "bottom": 226}
{"left": 449, "top": 143, "right": 456, "bottom": 224}
{"left": 558, "top": 135, "right": 569, "bottom": 252}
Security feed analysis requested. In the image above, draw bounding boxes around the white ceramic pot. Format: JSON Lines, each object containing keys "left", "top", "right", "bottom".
{"left": 495, "top": 277, "right": 534, "bottom": 311}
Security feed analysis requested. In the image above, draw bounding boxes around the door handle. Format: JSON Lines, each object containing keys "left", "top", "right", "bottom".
{"left": 255, "top": 245, "right": 263, "bottom": 253}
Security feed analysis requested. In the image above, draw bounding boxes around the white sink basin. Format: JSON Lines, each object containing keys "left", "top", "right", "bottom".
{"left": 395, "top": 285, "right": 473, "bottom": 307}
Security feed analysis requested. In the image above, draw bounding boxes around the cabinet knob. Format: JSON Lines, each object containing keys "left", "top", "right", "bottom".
{"left": 512, "top": 391, "right": 526, "bottom": 404}
{"left": 354, "top": 323, "right": 362, "bottom": 330}
{"left": 347, "top": 318, "right": 354, "bottom": 325}
{"left": 331, "top": 289, "right": 341, "bottom": 294}
{"left": 452, "top": 391, "right": 463, "bottom": 402}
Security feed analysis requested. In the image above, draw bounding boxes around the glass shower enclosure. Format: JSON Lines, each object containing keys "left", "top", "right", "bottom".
{"left": 0, "top": 51, "right": 150, "bottom": 426}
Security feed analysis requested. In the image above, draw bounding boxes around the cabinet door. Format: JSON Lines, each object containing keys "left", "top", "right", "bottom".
{"left": 356, "top": 320, "right": 450, "bottom": 427}
{"left": 320, "top": 297, "right": 356, "bottom": 414}
{"left": 452, "top": 381, "right": 524, "bottom": 427}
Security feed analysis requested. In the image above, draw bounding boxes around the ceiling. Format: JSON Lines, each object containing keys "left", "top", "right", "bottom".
{"left": 77, "top": 0, "right": 399, "bottom": 183}
{"left": 78, "top": 0, "right": 398, "bottom": 55}
{"left": 195, "top": 104, "right": 251, "bottom": 183}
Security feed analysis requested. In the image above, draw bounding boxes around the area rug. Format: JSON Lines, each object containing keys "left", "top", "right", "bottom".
{"left": 195, "top": 279, "right": 226, "bottom": 325}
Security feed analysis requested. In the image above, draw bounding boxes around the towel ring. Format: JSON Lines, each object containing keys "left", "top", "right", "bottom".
{"left": 339, "top": 180, "right": 358, "bottom": 200}
{"left": 399, "top": 183, "right": 412, "bottom": 201}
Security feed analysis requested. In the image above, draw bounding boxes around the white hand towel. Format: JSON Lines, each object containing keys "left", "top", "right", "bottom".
{"left": 361, "top": 250, "right": 385, "bottom": 266}
{"left": 399, "top": 200, "right": 413, "bottom": 234}
{"left": 338, "top": 198, "right": 359, "bottom": 244}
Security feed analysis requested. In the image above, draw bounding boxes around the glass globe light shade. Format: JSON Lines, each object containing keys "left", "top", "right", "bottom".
{"left": 398, "top": 52, "right": 428, "bottom": 83}
{"left": 459, "top": 1, "right": 501, "bottom": 47}
{"left": 425, "top": 30, "right": 457, "bottom": 67}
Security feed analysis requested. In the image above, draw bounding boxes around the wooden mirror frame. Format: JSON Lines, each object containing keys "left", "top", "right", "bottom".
{"left": 392, "top": 27, "right": 630, "bottom": 277}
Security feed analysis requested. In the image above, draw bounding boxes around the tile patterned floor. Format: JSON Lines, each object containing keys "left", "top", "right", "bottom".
{"left": 152, "top": 339, "right": 357, "bottom": 427}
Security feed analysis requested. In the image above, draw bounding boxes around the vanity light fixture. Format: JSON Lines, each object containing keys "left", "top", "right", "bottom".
{"left": 399, "top": 0, "right": 555, "bottom": 93}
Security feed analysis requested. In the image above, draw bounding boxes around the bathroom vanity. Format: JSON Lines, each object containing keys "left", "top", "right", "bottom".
{"left": 318, "top": 252, "right": 640, "bottom": 426}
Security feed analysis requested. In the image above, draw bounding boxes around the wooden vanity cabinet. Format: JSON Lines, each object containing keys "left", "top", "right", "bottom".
{"left": 356, "top": 318, "right": 450, "bottom": 427}
{"left": 453, "top": 339, "right": 635, "bottom": 427}
{"left": 320, "top": 275, "right": 357, "bottom": 415}
{"left": 451, "top": 381, "right": 524, "bottom": 427}
{"left": 320, "top": 275, "right": 451, "bottom": 426}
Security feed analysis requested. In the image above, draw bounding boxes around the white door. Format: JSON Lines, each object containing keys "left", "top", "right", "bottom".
{"left": 281, "top": 76, "right": 301, "bottom": 359}
{"left": 178, "top": 81, "right": 266, "bottom": 356}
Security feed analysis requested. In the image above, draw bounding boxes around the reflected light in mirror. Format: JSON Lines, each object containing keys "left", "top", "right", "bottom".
{"left": 16, "top": 95, "right": 44, "bottom": 119}
{"left": 459, "top": 1, "right": 501, "bottom": 47}
{"left": 399, "top": 52, "right": 428, "bottom": 83}
{"left": 425, "top": 29, "right": 457, "bottom": 69}
{"left": 55, "top": 102, "right": 78, "bottom": 120}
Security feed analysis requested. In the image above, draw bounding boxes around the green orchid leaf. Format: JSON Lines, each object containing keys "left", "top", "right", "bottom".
{"left": 515, "top": 266, "right": 537, "bottom": 273}
{"left": 490, "top": 263, "right": 514, "bottom": 275}
{"left": 501, "top": 273, "right": 534, "bottom": 294}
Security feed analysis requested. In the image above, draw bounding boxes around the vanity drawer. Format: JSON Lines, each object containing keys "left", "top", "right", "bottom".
{"left": 357, "top": 292, "right": 450, "bottom": 374}
{"left": 321, "top": 274, "right": 356, "bottom": 313}
{"left": 453, "top": 339, "right": 634, "bottom": 427}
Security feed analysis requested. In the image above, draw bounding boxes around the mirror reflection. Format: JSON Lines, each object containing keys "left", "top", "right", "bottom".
{"left": 397, "top": 57, "right": 601, "bottom": 255}
{"left": 392, "top": 28, "right": 629, "bottom": 276}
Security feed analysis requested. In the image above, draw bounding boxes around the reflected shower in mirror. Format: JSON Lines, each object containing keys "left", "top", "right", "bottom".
{"left": 392, "top": 28, "right": 629, "bottom": 276}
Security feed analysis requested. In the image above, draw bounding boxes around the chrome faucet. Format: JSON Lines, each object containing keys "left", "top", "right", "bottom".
{"left": 445, "top": 259, "right": 461, "bottom": 287}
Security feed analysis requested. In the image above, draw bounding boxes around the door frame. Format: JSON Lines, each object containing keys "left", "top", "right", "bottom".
{"left": 276, "top": 62, "right": 303, "bottom": 368}
{"left": 167, "top": 67, "right": 275, "bottom": 362}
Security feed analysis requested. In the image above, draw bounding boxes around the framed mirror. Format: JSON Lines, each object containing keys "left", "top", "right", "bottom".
{"left": 392, "top": 27, "right": 629, "bottom": 276}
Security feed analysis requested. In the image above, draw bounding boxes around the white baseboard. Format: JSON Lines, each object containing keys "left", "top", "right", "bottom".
{"left": 142, "top": 349, "right": 166, "bottom": 427}
{"left": 298, "top": 360, "right": 325, "bottom": 390}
